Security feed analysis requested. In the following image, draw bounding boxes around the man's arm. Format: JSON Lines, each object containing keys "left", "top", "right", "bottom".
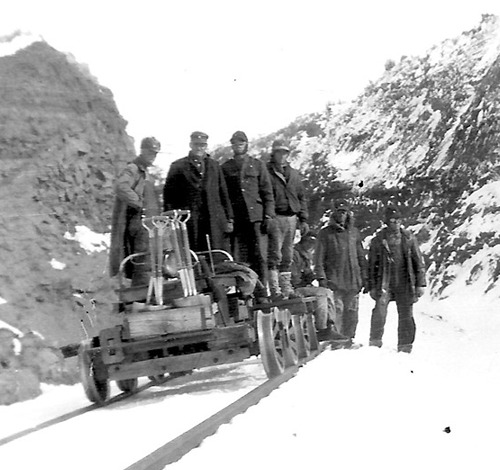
{"left": 115, "top": 164, "right": 142, "bottom": 209}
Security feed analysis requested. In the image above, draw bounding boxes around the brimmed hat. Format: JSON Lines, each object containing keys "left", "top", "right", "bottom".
{"left": 385, "top": 205, "right": 402, "bottom": 221}
{"left": 190, "top": 131, "right": 209, "bottom": 144}
{"left": 271, "top": 139, "right": 290, "bottom": 153}
{"left": 230, "top": 130, "right": 248, "bottom": 143}
{"left": 140, "top": 136, "right": 161, "bottom": 152}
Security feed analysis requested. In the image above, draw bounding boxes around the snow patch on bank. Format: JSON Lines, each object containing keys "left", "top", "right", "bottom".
{"left": 64, "top": 225, "right": 110, "bottom": 253}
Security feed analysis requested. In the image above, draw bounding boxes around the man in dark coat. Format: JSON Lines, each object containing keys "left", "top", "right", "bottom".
{"left": 163, "top": 131, "right": 234, "bottom": 253}
{"left": 109, "top": 137, "right": 161, "bottom": 285}
{"left": 314, "top": 200, "right": 367, "bottom": 340}
{"left": 221, "top": 131, "right": 275, "bottom": 299}
{"left": 267, "top": 139, "right": 309, "bottom": 299}
{"left": 367, "top": 205, "right": 426, "bottom": 353}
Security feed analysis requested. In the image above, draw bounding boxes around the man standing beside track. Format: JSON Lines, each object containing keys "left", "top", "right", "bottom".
{"left": 163, "top": 131, "right": 234, "bottom": 253}
{"left": 367, "top": 205, "right": 426, "bottom": 353}
{"left": 109, "top": 137, "right": 161, "bottom": 286}
{"left": 314, "top": 200, "right": 367, "bottom": 341}
{"left": 221, "top": 131, "right": 275, "bottom": 301}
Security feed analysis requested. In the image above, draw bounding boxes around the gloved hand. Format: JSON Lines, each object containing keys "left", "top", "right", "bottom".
{"left": 298, "top": 221, "right": 309, "bottom": 236}
{"left": 414, "top": 286, "right": 425, "bottom": 303}
{"left": 224, "top": 220, "right": 234, "bottom": 234}
{"left": 318, "top": 279, "right": 328, "bottom": 288}
{"left": 261, "top": 217, "right": 273, "bottom": 234}
{"left": 369, "top": 288, "right": 378, "bottom": 300}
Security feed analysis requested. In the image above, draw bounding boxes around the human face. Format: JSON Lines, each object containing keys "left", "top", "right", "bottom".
{"left": 387, "top": 217, "right": 401, "bottom": 232}
{"left": 332, "top": 209, "right": 348, "bottom": 225}
{"left": 190, "top": 141, "right": 207, "bottom": 158}
{"left": 271, "top": 149, "right": 289, "bottom": 167}
{"left": 140, "top": 149, "right": 158, "bottom": 166}
{"left": 231, "top": 140, "right": 247, "bottom": 156}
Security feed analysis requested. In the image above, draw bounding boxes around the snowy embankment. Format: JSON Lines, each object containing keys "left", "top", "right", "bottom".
{"left": 0, "top": 291, "right": 498, "bottom": 470}
{"left": 167, "top": 293, "right": 500, "bottom": 470}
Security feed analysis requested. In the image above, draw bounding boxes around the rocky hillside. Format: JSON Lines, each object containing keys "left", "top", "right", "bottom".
{"left": 0, "top": 36, "right": 136, "bottom": 403}
{"left": 251, "top": 14, "right": 500, "bottom": 301}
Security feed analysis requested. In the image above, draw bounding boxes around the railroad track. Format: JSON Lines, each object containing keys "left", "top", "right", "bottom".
{"left": 0, "top": 342, "right": 326, "bottom": 467}
{"left": 0, "top": 376, "right": 176, "bottom": 447}
{"left": 125, "top": 346, "right": 324, "bottom": 470}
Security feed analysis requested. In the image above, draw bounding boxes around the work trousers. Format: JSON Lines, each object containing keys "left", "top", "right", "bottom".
{"left": 369, "top": 291, "right": 416, "bottom": 349}
{"left": 296, "top": 286, "right": 336, "bottom": 330}
{"left": 333, "top": 290, "right": 359, "bottom": 339}
{"left": 232, "top": 220, "right": 268, "bottom": 296}
{"left": 267, "top": 215, "right": 297, "bottom": 271}
{"left": 126, "top": 214, "right": 151, "bottom": 286}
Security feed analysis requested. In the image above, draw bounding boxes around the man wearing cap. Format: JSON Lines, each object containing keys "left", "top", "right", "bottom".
{"left": 267, "top": 139, "right": 309, "bottom": 299}
{"left": 221, "top": 131, "right": 275, "bottom": 300}
{"left": 314, "top": 200, "right": 367, "bottom": 341}
{"left": 109, "top": 137, "right": 162, "bottom": 285}
{"left": 291, "top": 232, "right": 350, "bottom": 344}
{"left": 163, "top": 131, "right": 234, "bottom": 252}
{"left": 367, "top": 205, "right": 426, "bottom": 353}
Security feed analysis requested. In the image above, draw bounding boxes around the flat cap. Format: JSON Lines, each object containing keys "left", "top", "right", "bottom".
{"left": 385, "top": 205, "right": 402, "bottom": 221}
{"left": 333, "top": 199, "right": 351, "bottom": 211}
{"left": 271, "top": 139, "right": 290, "bottom": 153}
{"left": 230, "top": 130, "right": 248, "bottom": 143}
{"left": 190, "top": 131, "right": 209, "bottom": 144}
{"left": 140, "top": 136, "right": 161, "bottom": 152}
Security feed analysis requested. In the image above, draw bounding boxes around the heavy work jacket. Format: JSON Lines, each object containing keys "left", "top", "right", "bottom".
{"left": 314, "top": 217, "right": 367, "bottom": 293}
{"left": 163, "top": 154, "right": 233, "bottom": 251}
{"left": 222, "top": 155, "right": 275, "bottom": 224}
{"left": 109, "top": 158, "right": 159, "bottom": 277}
{"left": 367, "top": 227, "right": 426, "bottom": 298}
{"left": 267, "top": 163, "right": 308, "bottom": 222}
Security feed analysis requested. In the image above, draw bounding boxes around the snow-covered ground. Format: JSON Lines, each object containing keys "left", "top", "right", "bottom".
{"left": 0, "top": 291, "right": 498, "bottom": 470}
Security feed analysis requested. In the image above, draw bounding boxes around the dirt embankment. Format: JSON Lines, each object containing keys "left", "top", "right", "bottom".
{"left": 0, "top": 40, "right": 135, "bottom": 404}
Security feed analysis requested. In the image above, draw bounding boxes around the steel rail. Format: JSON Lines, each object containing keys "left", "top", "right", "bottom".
{"left": 124, "top": 347, "right": 324, "bottom": 470}
{"left": 0, "top": 379, "right": 163, "bottom": 447}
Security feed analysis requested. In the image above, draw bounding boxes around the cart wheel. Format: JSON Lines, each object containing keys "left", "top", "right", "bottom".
{"left": 305, "top": 313, "right": 319, "bottom": 351}
{"left": 257, "top": 307, "right": 298, "bottom": 378}
{"left": 78, "top": 339, "right": 110, "bottom": 404}
{"left": 292, "top": 314, "right": 311, "bottom": 359}
{"left": 257, "top": 309, "right": 284, "bottom": 378}
{"left": 148, "top": 374, "right": 167, "bottom": 385}
{"left": 278, "top": 308, "right": 298, "bottom": 368}
{"left": 116, "top": 378, "right": 138, "bottom": 393}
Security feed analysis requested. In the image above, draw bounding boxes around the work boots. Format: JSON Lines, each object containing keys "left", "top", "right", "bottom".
{"left": 268, "top": 269, "right": 282, "bottom": 300}
{"left": 278, "top": 272, "right": 295, "bottom": 299}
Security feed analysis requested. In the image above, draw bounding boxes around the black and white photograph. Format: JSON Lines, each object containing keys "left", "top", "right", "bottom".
{"left": 1, "top": 1, "right": 500, "bottom": 468}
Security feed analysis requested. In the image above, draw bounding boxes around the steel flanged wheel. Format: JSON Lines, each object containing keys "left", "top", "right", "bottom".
{"left": 78, "top": 339, "right": 110, "bottom": 404}
{"left": 305, "top": 313, "right": 319, "bottom": 351}
{"left": 257, "top": 307, "right": 298, "bottom": 378}
{"left": 292, "top": 314, "right": 311, "bottom": 359}
{"left": 116, "top": 378, "right": 139, "bottom": 393}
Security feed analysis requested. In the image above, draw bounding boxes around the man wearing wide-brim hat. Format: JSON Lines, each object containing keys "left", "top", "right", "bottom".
{"left": 163, "top": 131, "right": 234, "bottom": 252}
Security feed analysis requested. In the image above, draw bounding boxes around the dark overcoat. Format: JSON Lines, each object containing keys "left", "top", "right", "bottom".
{"left": 314, "top": 216, "right": 367, "bottom": 293}
{"left": 163, "top": 155, "right": 233, "bottom": 252}
{"left": 367, "top": 227, "right": 426, "bottom": 298}
{"left": 109, "top": 158, "right": 159, "bottom": 277}
{"left": 221, "top": 156, "right": 275, "bottom": 223}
